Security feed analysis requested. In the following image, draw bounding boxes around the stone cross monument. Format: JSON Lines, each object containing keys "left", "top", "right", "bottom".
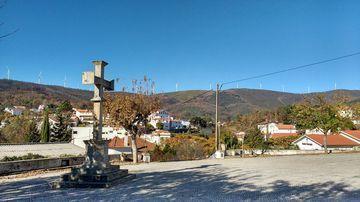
{"left": 82, "top": 61, "right": 114, "bottom": 140}
{"left": 52, "top": 60, "right": 134, "bottom": 188}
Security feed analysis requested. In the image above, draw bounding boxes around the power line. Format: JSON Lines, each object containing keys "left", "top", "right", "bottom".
{"left": 221, "top": 51, "right": 360, "bottom": 88}
{"left": 181, "top": 90, "right": 213, "bottom": 104}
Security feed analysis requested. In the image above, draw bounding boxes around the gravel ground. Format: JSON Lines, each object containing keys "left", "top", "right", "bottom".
{"left": 1, "top": 153, "right": 360, "bottom": 201}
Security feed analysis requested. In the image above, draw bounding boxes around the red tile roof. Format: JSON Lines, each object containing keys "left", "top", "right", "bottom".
{"left": 306, "top": 134, "right": 360, "bottom": 147}
{"left": 270, "top": 133, "right": 299, "bottom": 139}
{"left": 108, "top": 136, "right": 125, "bottom": 148}
{"left": 342, "top": 130, "right": 360, "bottom": 141}
{"left": 108, "top": 136, "right": 155, "bottom": 152}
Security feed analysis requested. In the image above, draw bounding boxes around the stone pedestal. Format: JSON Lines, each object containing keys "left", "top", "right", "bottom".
{"left": 51, "top": 140, "right": 135, "bottom": 188}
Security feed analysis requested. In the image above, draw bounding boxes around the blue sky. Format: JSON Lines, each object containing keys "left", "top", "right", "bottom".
{"left": 1, "top": 0, "right": 360, "bottom": 93}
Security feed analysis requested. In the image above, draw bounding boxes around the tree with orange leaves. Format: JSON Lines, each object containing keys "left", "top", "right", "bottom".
{"left": 105, "top": 92, "right": 160, "bottom": 163}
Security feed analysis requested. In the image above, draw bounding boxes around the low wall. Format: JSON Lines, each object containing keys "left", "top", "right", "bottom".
{"left": 225, "top": 149, "right": 356, "bottom": 156}
{"left": 0, "top": 157, "right": 85, "bottom": 176}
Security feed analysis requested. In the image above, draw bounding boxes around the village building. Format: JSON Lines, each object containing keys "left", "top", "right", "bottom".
{"left": 142, "top": 130, "right": 171, "bottom": 144}
{"left": 339, "top": 108, "right": 360, "bottom": 126}
{"left": 293, "top": 132, "right": 360, "bottom": 151}
{"left": 234, "top": 131, "right": 246, "bottom": 142}
{"left": 269, "top": 133, "right": 300, "bottom": 139}
{"left": 72, "top": 108, "right": 94, "bottom": 124}
{"left": 258, "top": 122, "right": 297, "bottom": 134}
{"left": 48, "top": 114, "right": 79, "bottom": 127}
{"left": 30, "top": 104, "right": 46, "bottom": 113}
{"left": 149, "top": 110, "right": 190, "bottom": 131}
{"left": 305, "top": 128, "right": 325, "bottom": 135}
{"left": 107, "top": 136, "right": 132, "bottom": 159}
{"left": 108, "top": 136, "right": 155, "bottom": 162}
{"left": 340, "top": 130, "right": 360, "bottom": 144}
{"left": 71, "top": 126, "right": 127, "bottom": 148}
{"left": 4, "top": 106, "right": 26, "bottom": 116}
{"left": 163, "top": 119, "right": 190, "bottom": 131}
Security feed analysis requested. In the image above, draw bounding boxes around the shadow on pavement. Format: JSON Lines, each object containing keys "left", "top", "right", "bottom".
{"left": 0, "top": 164, "right": 359, "bottom": 201}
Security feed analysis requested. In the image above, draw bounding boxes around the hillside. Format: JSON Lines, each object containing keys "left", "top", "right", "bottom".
{"left": 1, "top": 79, "right": 360, "bottom": 120}
{"left": 0, "top": 79, "right": 93, "bottom": 109}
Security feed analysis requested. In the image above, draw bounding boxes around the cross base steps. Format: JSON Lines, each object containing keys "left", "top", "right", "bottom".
{"left": 50, "top": 167, "right": 136, "bottom": 189}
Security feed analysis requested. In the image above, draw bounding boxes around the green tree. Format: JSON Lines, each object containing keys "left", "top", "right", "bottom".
{"left": 0, "top": 130, "right": 7, "bottom": 143}
{"left": 25, "top": 121, "right": 40, "bottom": 143}
{"left": 221, "top": 130, "right": 238, "bottom": 149}
{"left": 50, "top": 113, "right": 72, "bottom": 142}
{"left": 291, "top": 96, "right": 354, "bottom": 154}
{"left": 276, "top": 105, "right": 295, "bottom": 124}
{"left": 190, "top": 116, "right": 208, "bottom": 128}
{"left": 56, "top": 100, "right": 73, "bottom": 114}
{"left": 40, "top": 112, "right": 50, "bottom": 142}
{"left": 244, "top": 127, "right": 269, "bottom": 153}
{"left": 1, "top": 115, "right": 33, "bottom": 143}
{"left": 145, "top": 123, "right": 156, "bottom": 133}
{"left": 156, "top": 122, "right": 164, "bottom": 130}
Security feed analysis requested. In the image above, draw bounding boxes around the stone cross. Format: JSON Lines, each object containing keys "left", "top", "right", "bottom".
{"left": 82, "top": 61, "right": 114, "bottom": 141}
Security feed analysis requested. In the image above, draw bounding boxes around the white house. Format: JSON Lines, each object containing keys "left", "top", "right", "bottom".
{"left": 73, "top": 108, "right": 94, "bottom": 124}
{"left": 149, "top": 110, "right": 172, "bottom": 128}
{"left": 30, "top": 104, "right": 46, "bottom": 113}
{"left": 71, "top": 126, "right": 127, "bottom": 148}
{"left": 339, "top": 108, "right": 360, "bottom": 126}
{"left": 305, "top": 128, "right": 325, "bottom": 135}
{"left": 163, "top": 119, "right": 188, "bottom": 131}
{"left": 142, "top": 130, "right": 171, "bottom": 144}
{"left": 0, "top": 121, "right": 7, "bottom": 129}
{"left": 293, "top": 133, "right": 360, "bottom": 151}
{"left": 258, "top": 123, "right": 297, "bottom": 134}
{"left": 4, "top": 106, "right": 26, "bottom": 116}
{"left": 149, "top": 110, "right": 190, "bottom": 131}
{"left": 149, "top": 110, "right": 172, "bottom": 119}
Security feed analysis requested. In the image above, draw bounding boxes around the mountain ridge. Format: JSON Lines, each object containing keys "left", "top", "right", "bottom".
{"left": 1, "top": 79, "right": 359, "bottom": 120}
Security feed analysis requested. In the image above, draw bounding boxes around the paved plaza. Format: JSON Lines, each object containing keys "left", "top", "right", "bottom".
{"left": 1, "top": 153, "right": 360, "bottom": 201}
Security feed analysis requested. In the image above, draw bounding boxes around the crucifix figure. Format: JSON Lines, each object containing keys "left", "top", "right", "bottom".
{"left": 82, "top": 61, "right": 114, "bottom": 140}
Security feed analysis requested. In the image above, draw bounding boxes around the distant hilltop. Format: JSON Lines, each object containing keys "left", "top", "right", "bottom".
{"left": 1, "top": 79, "right": 360, "bottom": 120}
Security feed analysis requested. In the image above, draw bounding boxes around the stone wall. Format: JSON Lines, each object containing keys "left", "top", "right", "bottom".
{"left": 225, "top": 149, "right": 358, "bottom": 156}
{"left": 0, "top": 157, "right": 84, "bottom": 176}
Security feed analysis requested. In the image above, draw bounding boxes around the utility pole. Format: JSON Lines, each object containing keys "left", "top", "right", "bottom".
{"left": 215, "top": 83, "right": 219, "bottom": 150}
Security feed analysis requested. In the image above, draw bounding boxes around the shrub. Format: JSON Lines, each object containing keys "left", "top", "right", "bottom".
{"left": 150, "top": 134, "right": 215, "bottom": 161}
{"left": 269, "top": 135, "right": 300, "bottom": 150}
{"left": 1, "top": 153, "right": 46, "bottom": 162}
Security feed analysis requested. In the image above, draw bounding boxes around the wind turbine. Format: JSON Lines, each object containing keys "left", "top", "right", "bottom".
{"left": 38, "top": 72, "right": 42, "bottom": 84}
{"left": 151, "top": 81, "right": 156, "bottom": 95}
{"left": 6, "top": 67, "right": 10, "bottom": 80}
{"left": 175, "top": 83, "right": 179, "bottom": 92}
{"left": 63, "top": 75, "right": 67, "bottom": 87}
